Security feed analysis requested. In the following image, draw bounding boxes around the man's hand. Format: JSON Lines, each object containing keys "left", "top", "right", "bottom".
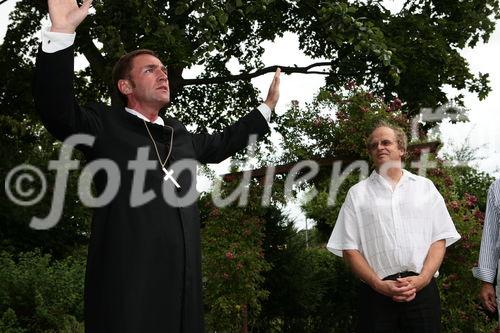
{"left": 48, "top": 0, "right": 93, "bottom": 34}
{"left": 264, "top": 67, "right": 280, "bottom": 110}
{"left": 397, "top": 275, "right": 430, "bottom": 292}
{"left": 479, "top": 282, "right": 497, "bottom": 313}
{"left": 388, "top": 275, "right": 431, "bottom": 302}
{"left": 373, "top": 279, "right": 416, "bottom": 302}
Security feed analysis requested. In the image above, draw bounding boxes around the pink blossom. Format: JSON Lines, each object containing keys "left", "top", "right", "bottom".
{"left": 336, "top": 111, "right": 347, "bottom": 121}
{"left": 390, "top": 98, "right": 402, "bottom": 110}
{"left": 430, "top": 168, "right": 443, "bottom": 177}
{"left": 464, "top": 193, "right": 478, "bottom": 207}
{"left": 210, "top": 208, "right": 221, "bottom": 217}
{"left": 474, "top": 210, "right": 485, "bottom": 221}
{"left": 225, "top": 251, "right": 235, "bottom": 260}
{"left": 448, "top": 201, "right": 460, "bottom": 211}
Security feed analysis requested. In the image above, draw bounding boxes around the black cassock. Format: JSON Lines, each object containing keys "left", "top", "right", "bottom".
{"left": 33, "top": 46, "right": 270, "bottom": 333}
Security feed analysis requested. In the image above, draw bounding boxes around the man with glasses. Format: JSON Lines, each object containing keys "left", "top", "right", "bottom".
{"left": 327, "top": 121, "right": 460, "bottom": 332}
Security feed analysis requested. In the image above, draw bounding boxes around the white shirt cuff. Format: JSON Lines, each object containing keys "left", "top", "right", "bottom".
{"left": 257, "top": 103, "right": 271, "bottom": 123}
{"left": 472, "top": 267, "right": 497, "bottom": 284}
{"left": 42, "top": 27, "right": 76, "bottom": 53}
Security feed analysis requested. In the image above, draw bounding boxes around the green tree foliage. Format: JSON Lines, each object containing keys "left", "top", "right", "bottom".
{"left": 447, "top": 166, "right": 495, "bottom": 212}
{"left": 1, "top": 0, "right": 498, "bottom": 128}
{"left": 0, "top": 134, "right": 91, "bottom": 257}
{"left": 0, "top": 250, "right": 85, "bottom": 333}
{"left": 325, "top": 0, "right": 499, "bottom": 114}
{"left": 256, "top": 218, "right": 358, "bottom": 332}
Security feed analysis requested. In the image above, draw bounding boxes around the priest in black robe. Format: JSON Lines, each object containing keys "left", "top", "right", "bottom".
{"left": 32, "top": 1, "right": 280, "bottom": 332}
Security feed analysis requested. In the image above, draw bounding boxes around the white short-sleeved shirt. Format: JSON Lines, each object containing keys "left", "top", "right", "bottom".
{"left": 327, "top": 169, "right": 460, "bottom": 279}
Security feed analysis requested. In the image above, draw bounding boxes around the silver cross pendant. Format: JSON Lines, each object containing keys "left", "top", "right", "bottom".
{"left": 162, "top": 167, "right": 181, "bottom": 188}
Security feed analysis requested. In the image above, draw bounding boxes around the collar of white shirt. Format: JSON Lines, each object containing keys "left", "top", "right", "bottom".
{"left": 125, "top": 107, "right": 165, "bottom": 126}
{"left": 370, "top": 169, "right": 418, "bottom": 190}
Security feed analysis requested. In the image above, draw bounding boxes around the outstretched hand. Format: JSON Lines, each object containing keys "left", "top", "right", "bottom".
{"left": 48, "top": 0, "right": 93, "bottom": 34}
{"left": 264, "top": 67, "right": 280, "bottom": 110}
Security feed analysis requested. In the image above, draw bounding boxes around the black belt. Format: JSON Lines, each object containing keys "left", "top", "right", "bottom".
{"left": 383, "top": 271, "right": 419, "bottom": 281}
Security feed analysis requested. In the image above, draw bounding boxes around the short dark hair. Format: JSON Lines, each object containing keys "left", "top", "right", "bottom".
{"left": 366, "top": 120, "right": 408, "bottom": 153}
{"left": 112, "top": 49, "right": 159, "bottom": 106}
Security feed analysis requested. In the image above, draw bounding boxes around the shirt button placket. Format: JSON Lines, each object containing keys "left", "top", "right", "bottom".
{"left": 392, "top": 189, "right": 402, "bottom": 269}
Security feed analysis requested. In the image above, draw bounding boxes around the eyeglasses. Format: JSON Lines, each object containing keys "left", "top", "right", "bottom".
{"left": 368, "top": 139, "right": 396, "bottom": 151}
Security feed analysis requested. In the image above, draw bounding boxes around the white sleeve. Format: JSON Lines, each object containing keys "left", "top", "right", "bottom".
{"left": 257, "top": 103, "right": 271, "bottom": 123}
{"left": 429, "top": 182, "right": 461, "bottom": 247}
{"left": 41, "top": 27, "right": 76, "bottom": 53}
{"left": 326, "top": 191, "right": 361, "bottom": 257}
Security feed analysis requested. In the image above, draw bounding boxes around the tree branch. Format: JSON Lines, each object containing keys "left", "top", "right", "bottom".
{"left": 76, "top": 31, "right": 109, "bottom": 82}
{"left": 182, "top": 61, "right": 333, "bottom": 86}
{"left": 0, "top": 0, "right": 11, "bottom": 5}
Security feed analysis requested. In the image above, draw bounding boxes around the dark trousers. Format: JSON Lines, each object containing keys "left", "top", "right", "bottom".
{"left": 357, "top": 278, "right": 441, "bottom": 333}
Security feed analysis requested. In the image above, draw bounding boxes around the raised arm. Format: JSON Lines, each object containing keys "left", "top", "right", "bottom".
{"left": 34, "top": 0, "right": 102, "bottom": 143}
{"left": 191, "top": 68, "right": 280, "bottom": 163}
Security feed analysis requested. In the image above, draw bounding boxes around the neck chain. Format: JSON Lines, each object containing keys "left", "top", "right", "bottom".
{"left": 143, "top": 120, "right": 180, "bottom": 188}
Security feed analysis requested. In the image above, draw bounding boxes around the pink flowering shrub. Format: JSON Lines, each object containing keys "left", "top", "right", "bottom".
{"left": 426, "top": 164, "right": 496, "bottom": 332}
{"left": 200, "top": 184, "right": 271, "bottom": 332}
{"left": 275, "top": 84, "right": 410, "bottom": 161}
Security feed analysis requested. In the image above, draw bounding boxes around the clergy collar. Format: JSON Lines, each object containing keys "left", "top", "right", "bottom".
{"left": 125, "top": 107, "right": 164, "bottom": 126}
